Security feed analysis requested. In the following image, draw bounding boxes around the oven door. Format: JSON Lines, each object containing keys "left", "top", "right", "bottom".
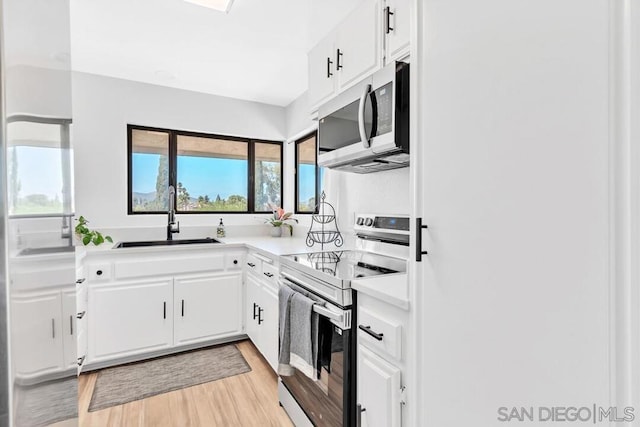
{"left": 279, "top": 278, "right": 356, "bottom": 427}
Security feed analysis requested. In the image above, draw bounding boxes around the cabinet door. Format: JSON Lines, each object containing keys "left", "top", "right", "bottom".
{"left": 336, "top": 0, "right": 382, "bottom": 91}
{"left": 61, "top": 289, "right": 77, "bottom": 369}
{"left": 384, "top": 0, "right": 410, "bottom": 62}
{"left": 245, "top": 274, "right": 260, "bottom": 346}
{"left": 11, "top": 291, "right": 64, "bottom": 378}
{"left": 308, "top": 35, "right": 337, "bottom": 111}
{"left": 259, "top": 285, "right": 279, "bottom": 372}
{"left": 358, "top": 346, "right": 402, "bottom": 427}
{"left": 89, "top": 278, "right": 173, "bottom": 362}
{"left": 174, "top": 273, "right": 243, "bottom": 346}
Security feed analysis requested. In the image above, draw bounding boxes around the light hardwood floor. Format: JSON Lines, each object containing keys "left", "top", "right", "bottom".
{"left": 79, "top": 340, "right": 294, "bottom": 427}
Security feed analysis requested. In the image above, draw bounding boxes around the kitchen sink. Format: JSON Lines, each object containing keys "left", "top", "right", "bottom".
{"left": 114, "top": 237, "right": 222, "bottom": 248}
{"left": 18, "top": 246, "right": 75, "bottom": 256}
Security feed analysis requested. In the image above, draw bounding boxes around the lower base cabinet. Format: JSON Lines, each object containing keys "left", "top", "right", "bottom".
{"left": 11, "top": 286, "right": 78, "bottom": 382}
{"left": 357, "top": 346, "right": 402, "bottom": 427}
{"left": 87, "top": 271, "right": 244, "bottom": 365}
{"left": 174, "top": 273, "right": 243, "bottom": 346}
{"left": 11, "top": 291, "right": 65, "bottom": 379}
{"left": 245, "top": 274, "right": 278, "bottom": 371}
{"left": 89, "top": 278, "right": 174, "bottom": 361}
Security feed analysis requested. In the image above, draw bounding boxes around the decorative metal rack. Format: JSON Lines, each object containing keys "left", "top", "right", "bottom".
{"left": 306, "top": 191, "right": 343, "bottom": 250}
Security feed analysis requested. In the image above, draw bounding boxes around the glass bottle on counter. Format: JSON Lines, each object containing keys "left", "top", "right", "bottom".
{"left": 217, "top": 218, "right": 225, "bottom": 238}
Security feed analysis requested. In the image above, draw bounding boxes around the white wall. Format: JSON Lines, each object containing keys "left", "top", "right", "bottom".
{"left": 72, "top": 72, "right": 287, "bottom": 236}
{"left": 414, "top": 0, "right": 612, "bottom": 425}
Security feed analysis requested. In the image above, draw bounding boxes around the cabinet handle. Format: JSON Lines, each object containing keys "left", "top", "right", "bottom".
{"left": 77, "top": 355, "right": 86, "bottom": 367}
{"left": 358, "top": 325, "right": 384, "bottom": 341}
{"left": 163, "top": 302, "right": 166, "bottom": 319}
{"left": 357, "top": 404, "right": 366, "bottom": 427}
{"left": 326, "top": 57, "right": 333, "bottom": 78}
{"left": 253, "top": 302, "right": 258, "bottom": 320}
{"left": 181, "top": 299, "right": 185, "bottom": 317}
{"left": 263, "top": 272, "right": 274, "bottom": 278}
{"left": 77, "top": 311, "right": 86, "bottom": 319}
{"left": 385, "top": 6, "right": 394, "bottom": 33}
{"left": 336, "top": 49, "right": 343, "bottom": 70}
{"left": 415, "top": 217, "right": 429, "bottom": 262}
{"left": 69, "top": 315, "right": 73, "bottom": 335}
{"left": 258, "top": 307, "right": 264, "bottom": 325}
{"left": 247, "top": 262, "right": 255, "bottom": 268}
{"left": 76, "top": 278, "right": 85, "bottom": 284}
{"left": 51, "top": 319, "right": 55, "bottom": 339}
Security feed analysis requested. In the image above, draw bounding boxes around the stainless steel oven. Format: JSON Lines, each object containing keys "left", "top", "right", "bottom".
{"left": 278, "top": 272, "right": 356, "bottom": 427}
{"left": 277, "top": 216, "right": 409, "bottom": 426}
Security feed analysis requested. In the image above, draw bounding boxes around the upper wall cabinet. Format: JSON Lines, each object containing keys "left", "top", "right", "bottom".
{"left": 384, "top": 0, "right": 410, "bottom": 62}
{"left": 335, "top": 0, "right": 382, "bottom": 92}
{"left": 308, "top": 0, "right": 410, "bottom": 113}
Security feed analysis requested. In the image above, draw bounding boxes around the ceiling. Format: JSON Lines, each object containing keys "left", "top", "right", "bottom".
{"left": 70, "top": 0, "right": 361, "bottom": 107}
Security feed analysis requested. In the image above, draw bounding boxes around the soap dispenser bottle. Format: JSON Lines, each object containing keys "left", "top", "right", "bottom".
{"left": 216, "top": 218, "right": 225, "bottom": 238}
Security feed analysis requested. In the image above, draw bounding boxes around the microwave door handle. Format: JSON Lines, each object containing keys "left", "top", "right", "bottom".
{"left": 358, "top": 83, "right": 372, "bottom": 148}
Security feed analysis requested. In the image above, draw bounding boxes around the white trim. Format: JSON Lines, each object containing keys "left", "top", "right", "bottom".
{"left": 408, "top": 0, "right": 423, "bottom": 426}
{"left": 610, "top": 0, "right": 640, "bottom": 423}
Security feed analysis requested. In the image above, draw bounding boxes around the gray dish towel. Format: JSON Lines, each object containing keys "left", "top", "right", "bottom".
{"left": 285, "top": 283, "right": 322, "bottom": 373}
{"left": 278, "top": 285, "right": 296, "bottom": 376}
{"left": 289, "top": 292, "right": 316, "bottom": 379}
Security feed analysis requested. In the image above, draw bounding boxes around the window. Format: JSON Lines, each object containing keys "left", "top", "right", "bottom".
{"left": 295, "top": 131, "right": 319, "bottom": 213}
{"left": 128, "top": 125, "right": 282, "bottom": 214}
{"left": 7, "top": 118, "right": 73, "bottom": 216}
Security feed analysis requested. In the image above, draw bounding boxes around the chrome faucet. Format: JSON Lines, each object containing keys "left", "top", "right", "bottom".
{"left": 167, "top": 185, "right": 180, "bottom": 240}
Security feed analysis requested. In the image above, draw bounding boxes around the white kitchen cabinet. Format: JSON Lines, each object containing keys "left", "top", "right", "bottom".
{"left": 89, "top": 278, "right": 173, "bottom": 362}
{"left": 174, "top": 273, "right": 242, "bottom": 346}
{"left": 11, "top": 291, "right": 64, "bottom": 379}
{"left": 308, "top": 34, "right": 337, "bottom": 111}
{"left": 244, "top": 251, "right": 279, "bottom": 371}
{"left": 308, "top": 0, "right": 404, "bottom": 113}
{"left": 61, "top": 289, "right": 77, "bottom": 369}
{"left": 358, "top": 346, "right": 402, "bottom": 427}
{"left": 245, "top": 274, "right": 260, "bottom": 345}
{"left": 383, "top": 0, "right": 410, "bottom": 62}
{"left": 336, "top": 0, "right": 382, "bottom": 92}
{"left": 259, "top": 283, "right": 279, "bottom": 371}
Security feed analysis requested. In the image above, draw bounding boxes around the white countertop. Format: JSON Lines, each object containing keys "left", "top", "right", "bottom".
{"left": 351, "top": 273, "right": 410, "bottom": 310}
{"left": 78, "top": 233, "right": 408, "bottom": 310}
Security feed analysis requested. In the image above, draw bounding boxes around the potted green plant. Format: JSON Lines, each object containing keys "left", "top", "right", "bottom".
{"left": 265, "top": 207, "right": 298, "bottom": 237}
{"left": 75, "top": 216, "right": 113, "bottom": 246}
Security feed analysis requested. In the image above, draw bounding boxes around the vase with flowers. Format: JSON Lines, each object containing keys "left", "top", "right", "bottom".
{"left": 265, "top": 206, "right": 298, "bottom": 237}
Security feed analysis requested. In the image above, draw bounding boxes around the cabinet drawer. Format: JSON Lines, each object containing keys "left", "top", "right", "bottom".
{"left": 261, "top": 262, "right": 278, "bottom": 289}
{"left": 245, "top": 253, "right": 262, "bottom": 275}
{"left": 358, "top": 307, "right": 402, "bottom": 362}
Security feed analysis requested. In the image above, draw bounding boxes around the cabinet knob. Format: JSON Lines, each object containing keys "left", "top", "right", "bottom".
{"left": 96, "top": 270, "right": 103, "bottom": 276}
{"left": 233, "top": 259, "right": 238, "bottom": 265}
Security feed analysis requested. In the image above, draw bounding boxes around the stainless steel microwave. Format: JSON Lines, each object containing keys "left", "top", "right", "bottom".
{"left": 317, "top": 61, "right": 409, "bottom": 173}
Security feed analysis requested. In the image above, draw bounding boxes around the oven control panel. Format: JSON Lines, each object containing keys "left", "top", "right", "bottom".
{"left": 354, "top": 213, "right": 410, "bottom": 236}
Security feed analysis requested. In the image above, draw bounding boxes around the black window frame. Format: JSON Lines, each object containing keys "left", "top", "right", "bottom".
{"left": 294, "top": 130, "right": 319, "bottom": 214}
{"left": 127, "top": 124, "right": 283, "bottom": 215}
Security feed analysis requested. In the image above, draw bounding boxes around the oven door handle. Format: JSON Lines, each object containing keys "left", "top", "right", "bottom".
{"left": 279, "top": 276, "right": 346, "bottom": 326}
